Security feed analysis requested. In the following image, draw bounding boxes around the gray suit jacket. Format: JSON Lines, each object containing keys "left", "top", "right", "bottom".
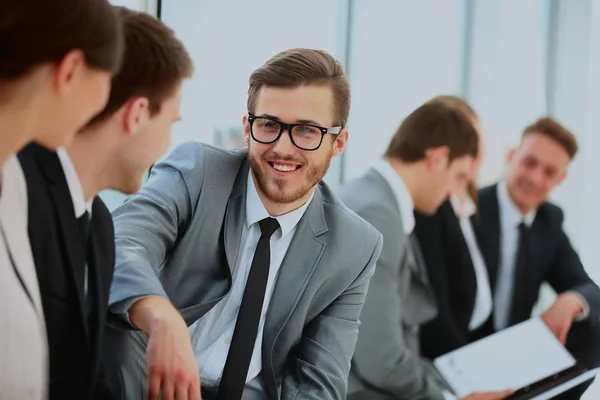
{"left": 339, "top": 168, "right": 447, "bottom": 400}
{"left": 106, "top": 142, "right": 383, "bottom": 399}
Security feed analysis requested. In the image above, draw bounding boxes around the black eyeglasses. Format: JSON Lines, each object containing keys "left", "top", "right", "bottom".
{"left": 248, "top": 114, "right": 342, "bottom": 151}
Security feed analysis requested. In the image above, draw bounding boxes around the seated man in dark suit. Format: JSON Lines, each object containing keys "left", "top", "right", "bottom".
{"left": 18, "top": 7, "right": 193, "bottom": 399}
{"left": 477, "top": 117, "right": 600, "bottom": 398}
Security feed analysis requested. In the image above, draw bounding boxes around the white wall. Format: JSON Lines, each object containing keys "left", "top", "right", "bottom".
{"left": 466, "top": 0, "right": 547, "bottom": 188}
{"left": 547, "top": 0, "right": 592, "bottom": 252}
{"left": 580, "top": 0, "right": 600, "bottom": 284}
{"left": 344, "top": 0, "right": 463, "bottom": 181}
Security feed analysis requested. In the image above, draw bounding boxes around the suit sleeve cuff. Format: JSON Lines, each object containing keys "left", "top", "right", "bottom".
{"left": 443, "top": 390, "right": 458, "bottom": 400}
{"left": 567, "top": 291, "right": 590, "bottom": 321}
{"left": 110, "top": 295, "right": 161, "bottom": 328}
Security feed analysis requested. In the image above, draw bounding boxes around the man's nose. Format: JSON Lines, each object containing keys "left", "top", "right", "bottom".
{"left": 272, "top": 129, "right": 296, "bottom": 155}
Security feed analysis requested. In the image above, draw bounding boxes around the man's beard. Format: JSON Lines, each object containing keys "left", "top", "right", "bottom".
{"left": 248, "top": 150, "right": 332, "bottom": 205}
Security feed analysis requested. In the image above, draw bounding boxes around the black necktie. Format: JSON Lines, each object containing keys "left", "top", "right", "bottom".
{"left": 77, "top": 212, "right": 90, "bottom": 252}
{"left": 77, "top": 212, "right": 94, "bottom": 319}
{"left": 509, "top": 221, "right": 530, "bottom": 326}
{"left": 217, "top": 217, "right": 280, "bottom": 400}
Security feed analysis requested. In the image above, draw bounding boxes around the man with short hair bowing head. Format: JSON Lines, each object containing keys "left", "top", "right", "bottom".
{"left": 341, "top": 99, "right": 512, "bottom": 400}
{"left": 104, "top": 48, "right": 383, "bottom": 400}
{"left": 19, "top": 7, "right": 193, "bottom": 399}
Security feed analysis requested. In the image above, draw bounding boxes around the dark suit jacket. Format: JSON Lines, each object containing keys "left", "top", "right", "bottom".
{"left": 415, "top": 199, "right": 485, "bottom": 359}
{"left": 478, "top": 184, "right": 600, "bottom": 329}
{"left": 18, "top": 143, "right": 115, "bottom": 400}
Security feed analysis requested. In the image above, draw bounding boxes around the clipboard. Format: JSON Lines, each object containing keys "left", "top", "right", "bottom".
{"left": 434, "top": 318, "right": 596, "bottom": 399}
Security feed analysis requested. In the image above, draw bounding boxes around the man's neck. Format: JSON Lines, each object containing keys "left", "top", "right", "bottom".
{"left": 253, "top": 177, "right": 313, "bottom": 217}
{"left": 65, "top": 127, "right": 115, "bottom": 201}
{"left": 504, "top": 180, "right": 535, "bottom": 216}
{"left": 387, "top": 157, "right": 420, "bottom": 207}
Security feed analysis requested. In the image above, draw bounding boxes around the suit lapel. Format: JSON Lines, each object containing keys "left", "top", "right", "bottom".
{"left": 479, "top": 185, "right": 501, "bottom": 290}
{"left": 262, "top": 186, "right": 328, "bottom": 399}
{"left": 223, "top": 160, "right": 248, "bottom": 277}
{"left": 34, "top": 146, "right": 90, "bottom": 333}
{"left": 88, "top": 198, "right": 110, "bottom": 362}
{"left": 403, "top": 235, "right": 437, "bottom": 325}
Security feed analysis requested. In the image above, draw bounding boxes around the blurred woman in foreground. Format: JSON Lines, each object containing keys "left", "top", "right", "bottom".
{"left": 0, "top": 0, "right": 123, "bottom": 397}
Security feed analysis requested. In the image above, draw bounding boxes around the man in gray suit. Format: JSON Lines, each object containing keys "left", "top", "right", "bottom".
{"left": 340, "top": 99, "right": 512, "bottom": 400}
{"left": 103, "top": 48, "right": 383, "bottom": 400}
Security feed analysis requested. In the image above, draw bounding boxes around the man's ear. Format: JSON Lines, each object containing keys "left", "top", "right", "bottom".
{"left": 53, "top": 49, "right": 85, "bottom": 95}
{"left": 123, "top": 96, "right": 150, "bottom": 135}
{"left": 557, "top": 170, "right": 567, "bottom": 185}
{"left": 507, "top": 147, "right": 517, "bottom": 164}
{"left": 242, "top": 115, "right": 251, "bottom": 145}
{"left": 424, "top": 145, "right": 450, "bottom": 170}
{"left": 332, "top": 129, "right": 349, "bottom": 157}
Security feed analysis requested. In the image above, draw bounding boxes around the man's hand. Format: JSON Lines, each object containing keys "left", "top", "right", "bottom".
{"left": 462, "top": 389, "right": 513, "bottom": 400}
{"left": 129, "top": 296, "right": 202, "bottom": 400}
{"left": 541, "top": 292, "right": 584, "bottom": 344}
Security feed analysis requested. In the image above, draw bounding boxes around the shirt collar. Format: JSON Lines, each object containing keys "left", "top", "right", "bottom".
{"left": 373, "top": 159, "right": 415, "bottom": 234}
{"left": 450, "top": 193, "right": 477, "bottom": 219}
{"left": 56, "top": 147, "right": 93, "bottom": 218}
{"left": 245, "top": 171, "right": 314, "bottom": 238}
{"left": 497, "top": 180, "right": 536, "bottom": 228}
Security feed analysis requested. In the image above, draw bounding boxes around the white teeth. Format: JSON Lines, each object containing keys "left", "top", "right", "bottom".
{"left": 273, "top": 163, "right": 297, "bottom": 172}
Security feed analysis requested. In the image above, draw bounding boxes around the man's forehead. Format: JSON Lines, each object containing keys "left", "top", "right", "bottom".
{"left": 254, "top": 85, "right": 335, "bottom": 125}
{"left": 519, "top": 134, "right": 570, "bottom": 167}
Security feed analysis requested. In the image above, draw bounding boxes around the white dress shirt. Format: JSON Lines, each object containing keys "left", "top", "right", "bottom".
{"left": 188, "top": 172, "right": 313, "bottom": 398}
{"left": 0, "top": 156, "right": 48, "bottom": 399}
{"left": 449, "top": 194, "right": 493, "bottom": 331}
{"left": 56, "top": 148, "right": 93, "bottom": 295}
{"left": 374, "top": 160, "right": 459, "bottom": 400}
{"left": 373, "top": 160, "right": 414, "bottom": 234}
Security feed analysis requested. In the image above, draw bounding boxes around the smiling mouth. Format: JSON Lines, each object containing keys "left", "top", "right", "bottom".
{"left": 268, "top": 161, "right": 302, "bottom": 173}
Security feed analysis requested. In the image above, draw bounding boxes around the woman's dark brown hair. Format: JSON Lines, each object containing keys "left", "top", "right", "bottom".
{"left": 0, "top": 0, "right": 124, "bottom": 81}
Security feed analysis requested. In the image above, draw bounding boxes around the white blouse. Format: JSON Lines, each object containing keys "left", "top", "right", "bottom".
{"left": 0, "top": 155, "right": 48, "bottom": 399}
{"left": 449, "top": 194, "right": 493, "bottom": 331}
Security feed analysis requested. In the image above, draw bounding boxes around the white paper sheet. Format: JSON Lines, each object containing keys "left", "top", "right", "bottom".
{"left": 434, "top": 318, "right": 576, "bottom": 397}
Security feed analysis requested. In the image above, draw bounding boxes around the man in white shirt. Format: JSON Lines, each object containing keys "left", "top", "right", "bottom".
{"left": 18, "top": 8, "right": 193, "bottom": 399}
{"left": 340, "top": 98, "right": 511, "bottom": 400}
{"left": 477, "top": 117, "right": 600, "bottom": 399}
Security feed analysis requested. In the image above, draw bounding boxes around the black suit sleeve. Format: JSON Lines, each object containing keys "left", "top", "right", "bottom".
{"left": 416, "top": 201, "right": 472, "bottom": 359}
{"left": 546, "top": 207, "right": 600, "bottom": 326}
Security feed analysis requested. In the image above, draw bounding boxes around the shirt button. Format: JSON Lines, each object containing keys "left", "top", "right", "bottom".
{"left": 224, "top": 337, "right": 231, "bottom": 345}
